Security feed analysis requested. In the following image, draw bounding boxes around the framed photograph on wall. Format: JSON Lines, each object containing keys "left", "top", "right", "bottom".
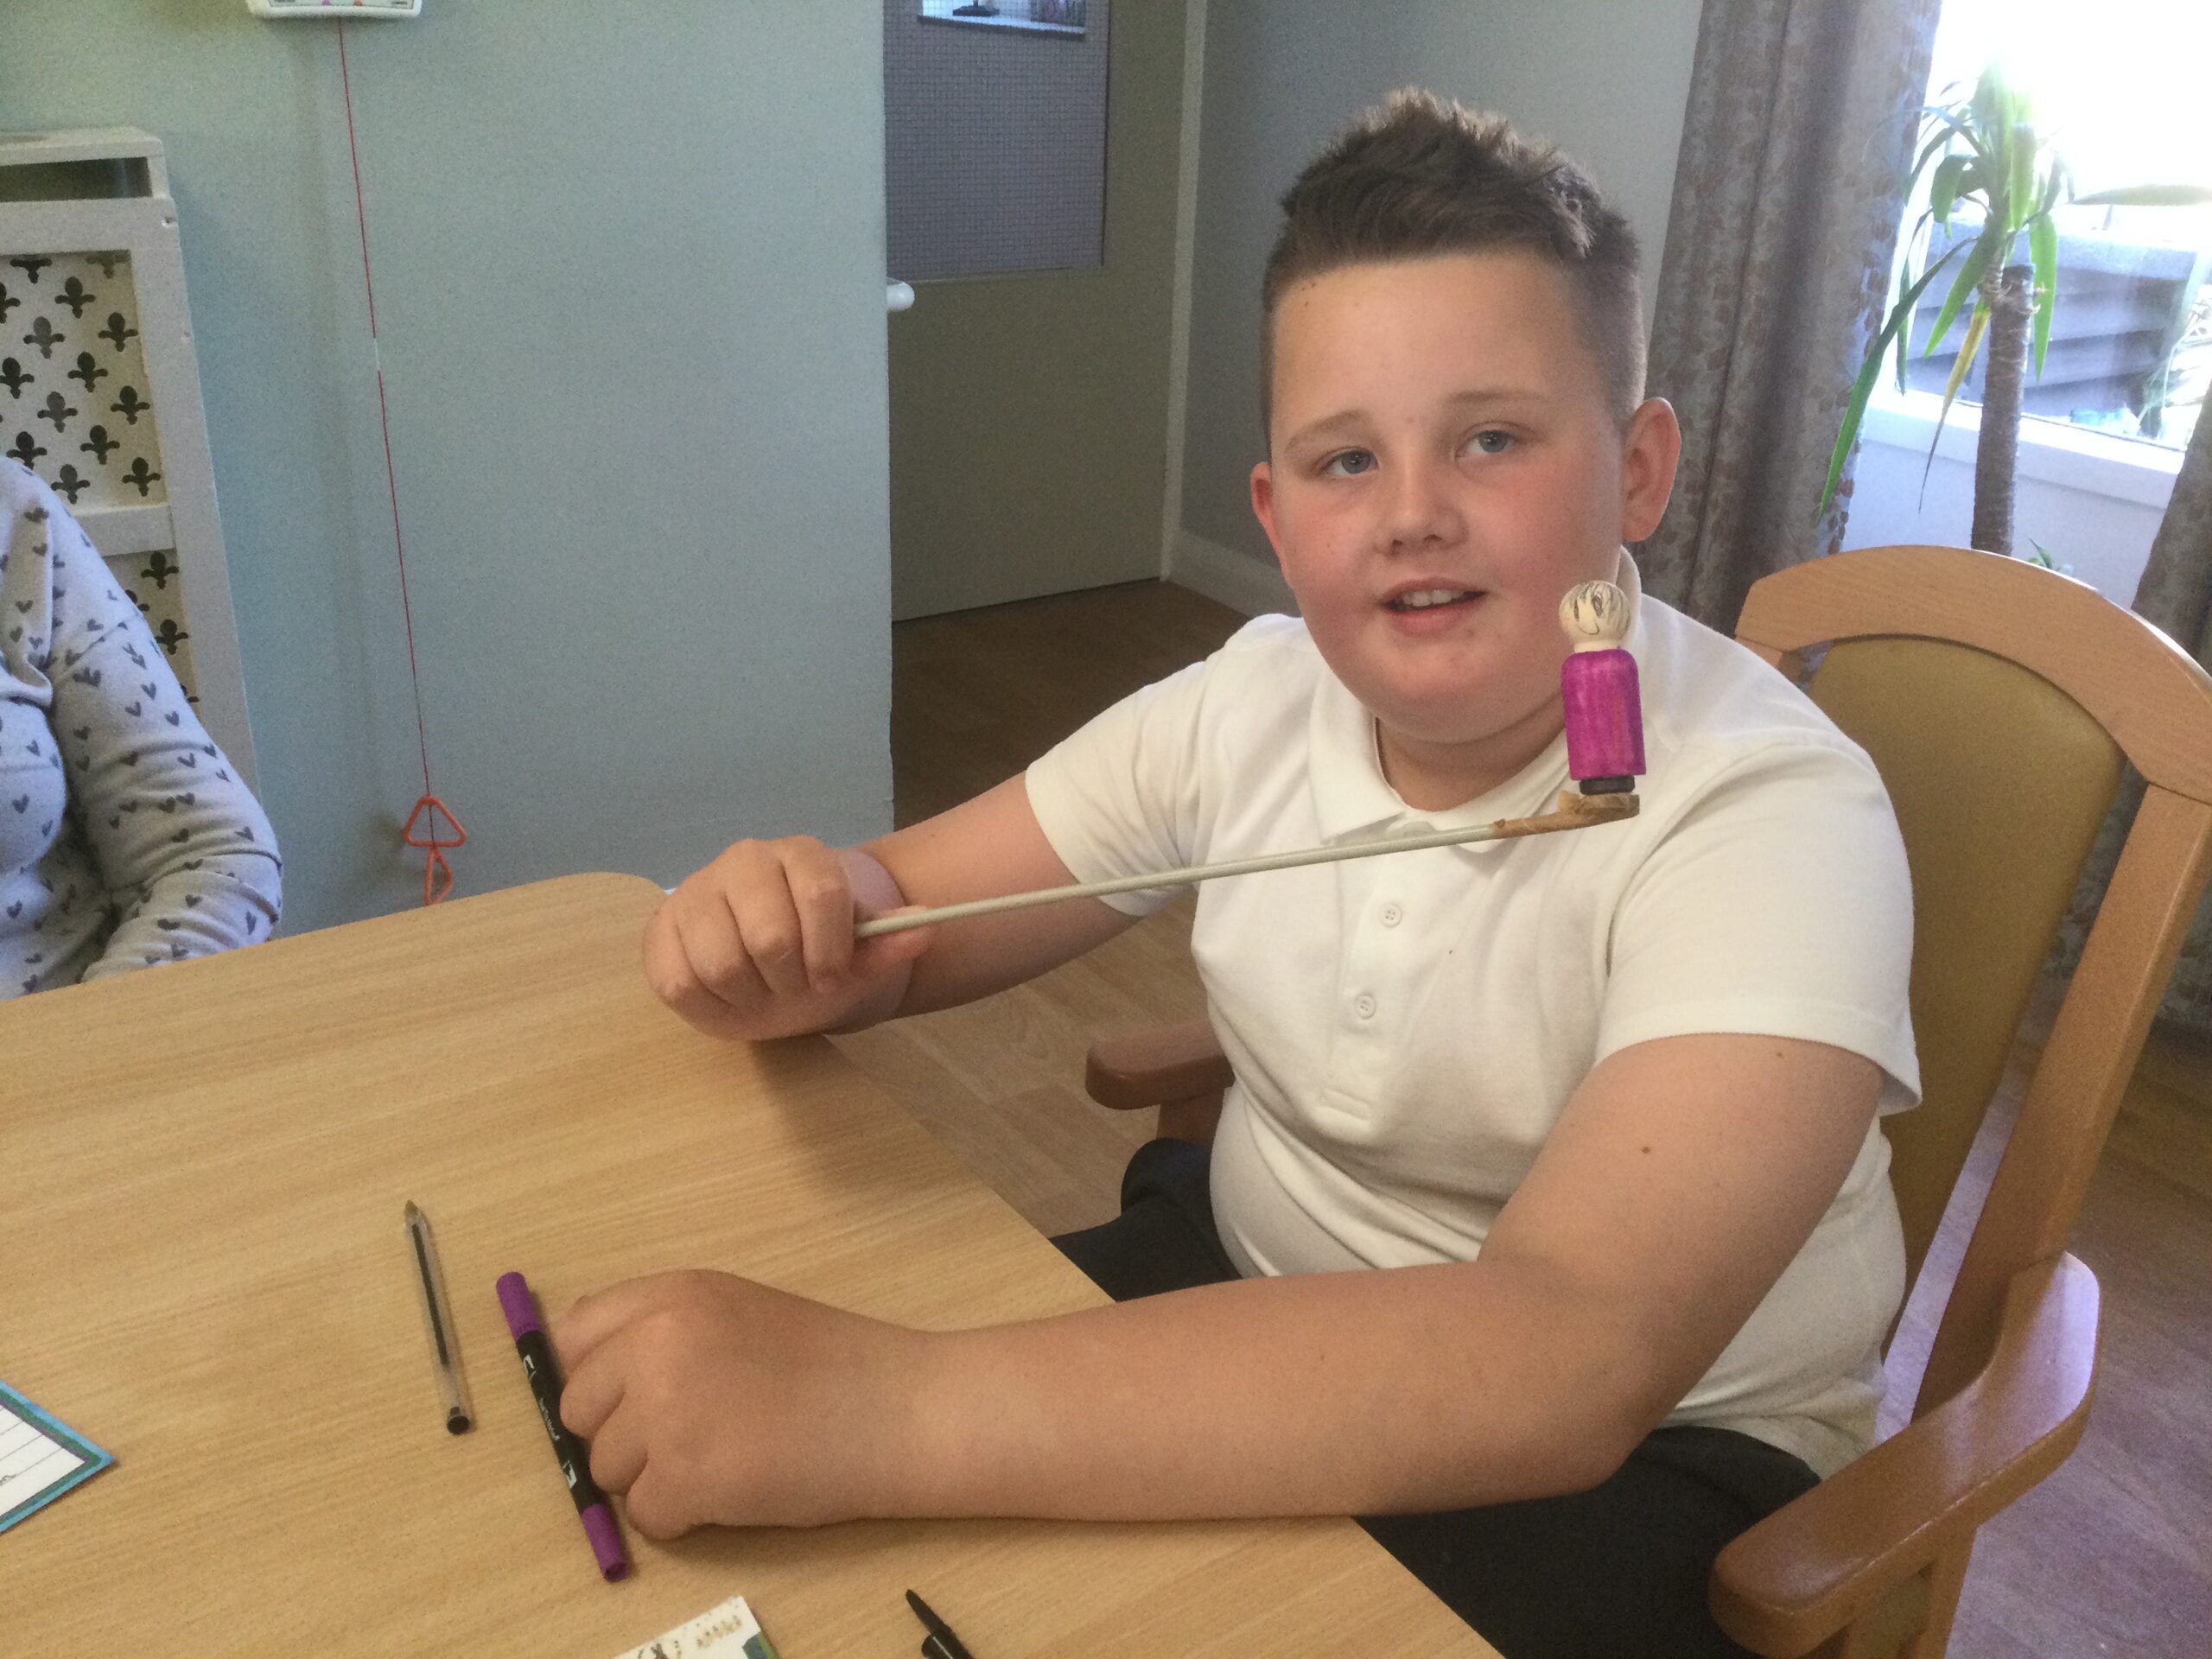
{"left": 918, "top": 0, "right": 1085, "bottom": 39}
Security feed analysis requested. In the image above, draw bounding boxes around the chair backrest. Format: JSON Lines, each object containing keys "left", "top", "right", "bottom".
{"left": 1733, "top": 545, "right": 2212, "bottom": 1418}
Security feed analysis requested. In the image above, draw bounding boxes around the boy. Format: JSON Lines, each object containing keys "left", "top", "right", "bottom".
{"left": 554, "top": 92, "right": 1917, "bottom": 1658}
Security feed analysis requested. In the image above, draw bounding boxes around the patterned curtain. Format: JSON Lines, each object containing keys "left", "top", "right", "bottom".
{"left": 2053, "top": 413, "right": 2212, "bottom": 1033}
{"left": 1640, "top": 0, "right": 1941, "bottom": 629}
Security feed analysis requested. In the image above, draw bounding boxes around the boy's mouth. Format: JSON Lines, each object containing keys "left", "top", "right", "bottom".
{"left": 1383, "top": 587, "right": 1484, "bottom": 613}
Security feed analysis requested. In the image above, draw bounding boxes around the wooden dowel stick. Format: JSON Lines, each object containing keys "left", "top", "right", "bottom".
{"left": 853, "top": 789, "right": 1637, "bottom": 938}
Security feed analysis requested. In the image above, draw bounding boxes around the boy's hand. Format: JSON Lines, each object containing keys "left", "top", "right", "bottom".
{"left": 644, "top": 837, "right": 934, "bottom": 1040}
{"left": 552, "top": 1269, "right": 929, "bottom": 1536}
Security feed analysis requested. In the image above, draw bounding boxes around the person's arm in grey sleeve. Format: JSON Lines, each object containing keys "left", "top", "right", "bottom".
{"left": 43, "top": 507, "right": 280, "bottom": 979}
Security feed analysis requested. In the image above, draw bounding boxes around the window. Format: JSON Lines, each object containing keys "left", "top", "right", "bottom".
{"left": 1887, "top": 0, "right": 2212, "bottom": 453}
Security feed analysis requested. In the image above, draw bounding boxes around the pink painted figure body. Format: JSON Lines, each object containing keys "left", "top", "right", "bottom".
{"left": 1559, "top": 579, "right": 1645, "bottom": 792}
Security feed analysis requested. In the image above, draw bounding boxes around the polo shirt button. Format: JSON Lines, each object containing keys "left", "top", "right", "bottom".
{"left": 1354, "top": 992, "right": 1377, "bottom": 1020}
{"left": 1379, "top": 902, "right": 1403, "bottom": 927}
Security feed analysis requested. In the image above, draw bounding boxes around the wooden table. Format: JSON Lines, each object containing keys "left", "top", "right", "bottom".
{"left": 3, "top": 874, "right": 1493, "bottom": 1656}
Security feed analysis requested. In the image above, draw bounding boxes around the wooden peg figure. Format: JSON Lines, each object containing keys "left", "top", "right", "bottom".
{"left": 1559, "top": 579, "right": 1644, "bottom": 795}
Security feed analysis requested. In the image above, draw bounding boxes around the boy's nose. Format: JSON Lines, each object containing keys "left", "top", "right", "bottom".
{"left": 1379, "top": 458, "right": 1464, "bottom": 550}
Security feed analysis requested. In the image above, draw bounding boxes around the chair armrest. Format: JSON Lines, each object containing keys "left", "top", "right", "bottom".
{"left": 1712, "top": 1253, "right": 2100, "bottom": 1658}
{"left": 1084, "top": 1020, "right": 1235, "bottom": 1110}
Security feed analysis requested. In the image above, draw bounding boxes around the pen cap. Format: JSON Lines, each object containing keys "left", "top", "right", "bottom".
{"left": 582, "top": 1503, "right": 628, "bottom": 1581}
{"left": 495, "top": 1271, "right": 544, "bottom": 1339}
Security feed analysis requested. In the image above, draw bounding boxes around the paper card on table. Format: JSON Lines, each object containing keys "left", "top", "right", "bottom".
{"left": 612, "top": 1593, "right": 779, "bottom": 1659}
{"left": 0, "top": 1379, "right": 114, "bottom": 1535}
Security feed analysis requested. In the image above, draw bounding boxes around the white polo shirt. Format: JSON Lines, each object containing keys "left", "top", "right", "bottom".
{"left": 1025, "top": 554, "right": 1918, "bottom": 1476}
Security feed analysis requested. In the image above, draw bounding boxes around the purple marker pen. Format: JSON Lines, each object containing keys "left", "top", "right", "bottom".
{"left": 495, "top": 1270, "right": 628, "bottom": 1582}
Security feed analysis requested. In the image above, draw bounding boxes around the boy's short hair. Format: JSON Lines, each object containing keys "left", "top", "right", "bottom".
{"left": 1262, "top": 89, "right": 1645, "bottom": 434}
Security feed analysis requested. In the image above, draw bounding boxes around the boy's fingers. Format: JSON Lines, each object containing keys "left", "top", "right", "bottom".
{"left": 551, "top": 1277, "right": 665, "bottom": 1374}
{"left": 584, "top": 1398, "right": 648, "bottom": 1497}
{"left": 645, "top": 904, "right": 726, "bottom": 1029}
{"left": 850, "top": 917, "right": 937, "bottom": 980}
{"left": 559, "top": 1355, "right": 625, "bottom": 1445}
{"left": 732, "top": 880, "right": 812, "bottom": 1001}
{"left": 785, "top": 855, "right": 856, "bottom": 989}
{"left": 664, "top": 892, "right": 744, "bottom": 1000}
{"left": 621, "top": 1464, "right": 695, "bottom": 1541}
{"left": 641, "top": 900, "right": 701, "bottom": 1009}
{"left": 665, "top": 899, "right": 770, "bottom": 1025}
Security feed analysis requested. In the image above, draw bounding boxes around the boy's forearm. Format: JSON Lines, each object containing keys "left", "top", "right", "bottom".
{"left": 854, "top": 776, "right": 1137, "bottom": 1021}
{"left": 900, "top": 1262, "right": 1649, "bottom": 1522}
{"left": 825, "top": 846, "right": 918, "bottom": 1031}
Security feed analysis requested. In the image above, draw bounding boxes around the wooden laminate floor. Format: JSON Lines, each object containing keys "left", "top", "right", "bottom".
{"left": 832, "top": 577, "right": 2212, "bottom": 1657}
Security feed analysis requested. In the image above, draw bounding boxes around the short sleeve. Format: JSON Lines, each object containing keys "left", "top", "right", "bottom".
{"left": 1597, "top": 737, "right": 1921, "bottom": 1114}
{"left": 1024, "top": 656, "right": 1212, "bottom": 917}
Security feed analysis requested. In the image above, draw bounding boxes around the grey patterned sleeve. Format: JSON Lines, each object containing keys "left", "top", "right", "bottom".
{"left": 42, "top": 501, "right": 282, "bottom": 978}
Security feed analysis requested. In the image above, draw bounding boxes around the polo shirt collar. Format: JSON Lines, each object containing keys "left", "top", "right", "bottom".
{"left": 1306, "top": 548, "right": 1645, "bottom": 846}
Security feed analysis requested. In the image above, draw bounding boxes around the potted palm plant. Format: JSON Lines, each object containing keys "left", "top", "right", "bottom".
{"left": 1821, "top": 60, "right": 2210, "bottom": 555}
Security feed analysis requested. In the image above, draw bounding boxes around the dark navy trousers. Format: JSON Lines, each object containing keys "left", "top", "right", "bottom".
{"left": 1052, "top": 1139, "right": 1819, "bottom": 1659}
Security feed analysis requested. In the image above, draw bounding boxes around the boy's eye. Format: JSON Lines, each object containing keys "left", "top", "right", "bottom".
{"left": 1465, "top": 429, "right": 1514, "bottom": 456}
{"left": 1321, "top": 449, "right": 1376, "bottom": 477}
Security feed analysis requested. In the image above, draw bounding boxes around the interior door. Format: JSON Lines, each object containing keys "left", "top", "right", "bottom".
{"left": 884, "top": 0, "right": 1189, "bottom": 620}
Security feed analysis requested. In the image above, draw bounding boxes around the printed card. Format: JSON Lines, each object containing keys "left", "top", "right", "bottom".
{"left": 0, "top": 1380, "right": 114, "bottom": 1535}
{"left": 612, "top": 1593, "right": 779, "bottom": 1659}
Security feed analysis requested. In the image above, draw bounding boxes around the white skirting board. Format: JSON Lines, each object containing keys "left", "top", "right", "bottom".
{"left": 1166, "top": 525, "right": 1297, "bottom": 618}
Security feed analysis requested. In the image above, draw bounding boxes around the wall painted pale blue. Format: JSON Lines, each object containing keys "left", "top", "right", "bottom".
{"left": 1, "top": 2, "right": 893, "bottom": 933}
{"left": 1179, "top": 0, "right": 1704, "bottom": 574}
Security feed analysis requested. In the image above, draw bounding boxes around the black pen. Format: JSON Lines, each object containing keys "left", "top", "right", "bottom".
{"left": 403, "top": 1201, "right": 474, "bottom": 1433}
{"left": 906, "top": 1589, "right": 976, "bottom": 1659}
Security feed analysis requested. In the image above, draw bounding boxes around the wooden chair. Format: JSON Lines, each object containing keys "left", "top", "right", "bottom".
{"left": 1082, "top": 545, "right": 2212, "bottom": 1658}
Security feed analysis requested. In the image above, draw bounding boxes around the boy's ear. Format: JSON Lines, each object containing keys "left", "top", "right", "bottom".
{"left": 1619, "top": 397, "right": 1682, "bottom": 543}
{"left": 1250, "top": 461, "right": 1287, "bottom": 566}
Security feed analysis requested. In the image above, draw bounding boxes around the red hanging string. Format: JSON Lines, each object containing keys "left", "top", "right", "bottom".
{"left": 338, "top": 20, "right": 458, "bottom": 904}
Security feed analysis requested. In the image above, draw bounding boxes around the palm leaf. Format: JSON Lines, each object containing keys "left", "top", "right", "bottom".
{"left": 2005, "top": 118, "right": 2037, "bottom": 233}
{"left": 1893, "top": 242, "right": 1917, "bottom": 391}
{"left": 1924, "top": 225, "right": 1999, "bottom": 356}
{"left": 1968, "top": 64, "right": 2005, "bottom": 152}
{"left": 2037, "top": 158, "right": 2066, "bottom": 218}
{"left": 1929, "top": 153, "right": 1979, "bottom": 225}
{"left": 2029, "top": 212, "right": 2057, "bottom": 376}
{"left": 1920, "top": 302, "right": 1992, "bottom": 502}
{"left": 1904, "top": 124, "right": 1958, "bottom": 198}
{"left": 1818, "top": 242, "right": 1969, "bottom": 513}
{"left": 1936, "top": 304, "right": 1990, "bottom": 429}
{"left": 1919, "top": 105, "right": 1990, "bottom": 162}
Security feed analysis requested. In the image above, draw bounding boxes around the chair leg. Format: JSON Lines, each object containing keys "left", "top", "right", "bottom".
{"left": 1792, "top": 1560, "right": 1946, "bottom": 1659}
{"left": 1896, "top": 1542, "right": 1973, "bottom": 1659}
{"left": 1806, "top": 1627, "right": 1889, "bottom": 1659}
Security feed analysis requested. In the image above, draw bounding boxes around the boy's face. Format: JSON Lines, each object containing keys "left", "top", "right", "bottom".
{"left": 1251, "top": 251, "right": 1679, "bottom": 805}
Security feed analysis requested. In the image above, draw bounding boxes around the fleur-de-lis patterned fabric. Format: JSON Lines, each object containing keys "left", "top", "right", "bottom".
{"left": 2, "top": 251, "right": 163, "bottom": 513}
{"left": 0, "top": 461, "right": 279, "bottom": 998}
{"left": 0, "top": 249, "right": 200, "bottom": 702}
